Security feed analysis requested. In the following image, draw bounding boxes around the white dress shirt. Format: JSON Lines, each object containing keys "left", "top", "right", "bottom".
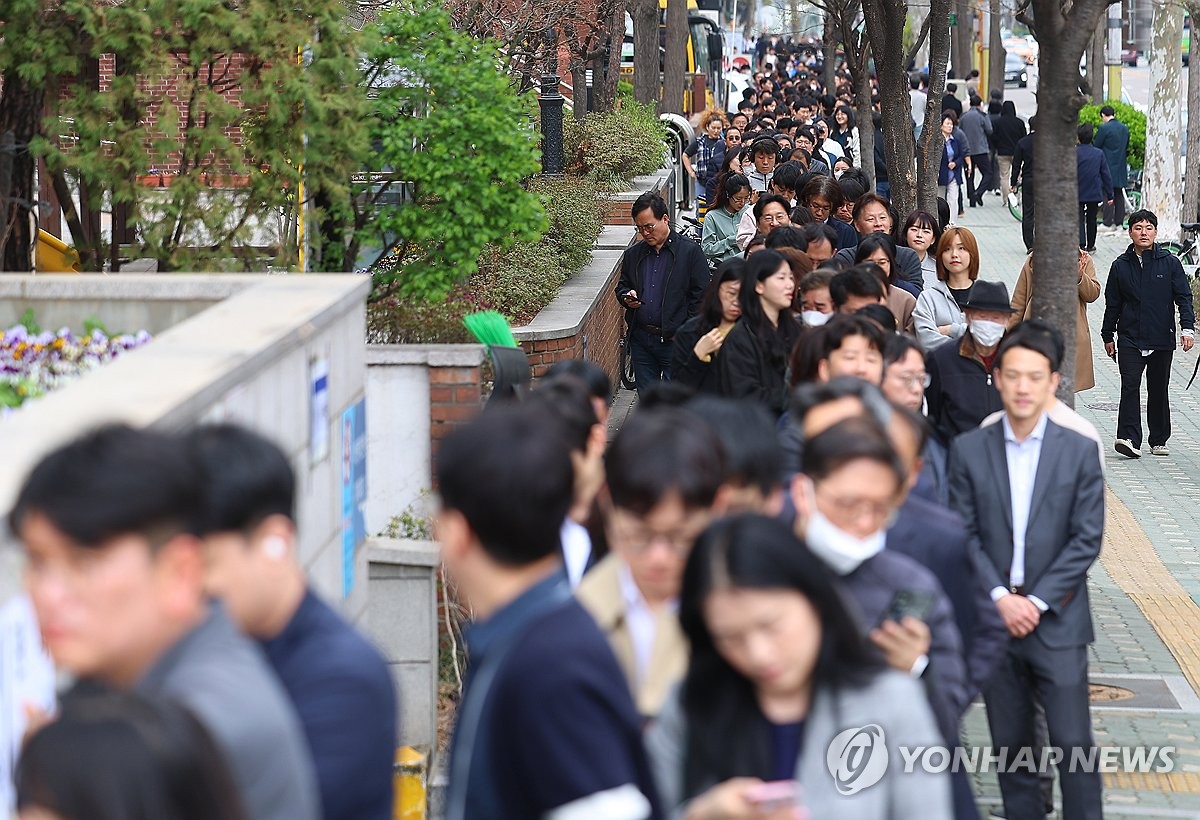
{"left": 989, "top": 413, "right": 1049, "bottom": 612}
{"left": 616, "top": 563, "right": 677, "bottom": 685}
{"left": 560, "top": 518, "right": 592, "bottom": 589}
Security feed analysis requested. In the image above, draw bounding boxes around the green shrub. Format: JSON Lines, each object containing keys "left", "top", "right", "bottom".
{"left": 528, "top": 176, "right": 604, "bottom": 272}
{"left": 564, "top": 100, "right": 667, "bottom": 190}
{"left": 1079, "top": 100, "right": 1146, "bottom": 170}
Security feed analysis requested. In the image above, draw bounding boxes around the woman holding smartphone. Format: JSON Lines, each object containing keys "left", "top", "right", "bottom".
{"left": 646, "top": 513, "right": 952, "bottom": 820}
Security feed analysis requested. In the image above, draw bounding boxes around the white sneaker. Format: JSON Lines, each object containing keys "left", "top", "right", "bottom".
{"left": 1115, "top": 439, "right": 1141, "bottom": 458}
{"left": 1151, "top": 445, "right": 1170, "bottom": 456}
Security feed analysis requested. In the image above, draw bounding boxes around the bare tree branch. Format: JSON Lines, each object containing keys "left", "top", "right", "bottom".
{"left": 905, "top": 11, "right": 934, "bottom": 68}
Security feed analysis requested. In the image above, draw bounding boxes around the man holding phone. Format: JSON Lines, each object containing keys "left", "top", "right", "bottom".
{"left": 616, "top": 192, "right": 711, "bottom": 396}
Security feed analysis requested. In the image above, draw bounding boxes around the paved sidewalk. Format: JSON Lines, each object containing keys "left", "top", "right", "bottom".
{"left": 956, "top": 199, "right": 1200, "bottom": 818}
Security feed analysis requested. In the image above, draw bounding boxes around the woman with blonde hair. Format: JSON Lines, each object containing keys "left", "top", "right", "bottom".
{"left": 912, "top": 226, "right": 979, "bottom": 350}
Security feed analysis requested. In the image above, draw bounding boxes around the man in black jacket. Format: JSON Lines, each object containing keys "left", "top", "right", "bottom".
{"left": 1101, "top": 209, "right": 1196, "bottom": 458}
{"left": 1010, "top": 117, "right": 1036, "bottom": 251}
{"left": 615, "top": 193, "right": 711, "bottom": 396}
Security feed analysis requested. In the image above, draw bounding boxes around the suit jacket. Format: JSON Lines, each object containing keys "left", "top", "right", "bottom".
{"left": 576, "top": 555, "right": 688, "bottom": 718}
{"left": 947, "top": 418, "right": 1104, "bottom": 649}
{"left": 1094, "top": 118, "right": 1130, "bottom": 187}
{"left": 887, "top": 495, "right": 1008, "bottom": 696}
{"left": 1076, "top": 144, "right": 1113, "bottom": 203}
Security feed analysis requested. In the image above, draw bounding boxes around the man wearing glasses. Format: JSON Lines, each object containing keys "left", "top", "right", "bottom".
{"left": 615, "top": 192, "right": 711, "bottom": 396}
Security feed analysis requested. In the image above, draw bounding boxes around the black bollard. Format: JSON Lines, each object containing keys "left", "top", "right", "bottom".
{"left": 538, "top": 73, "right": 565, "bottom": 177}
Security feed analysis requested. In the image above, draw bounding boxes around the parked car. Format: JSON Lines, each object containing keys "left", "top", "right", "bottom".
{"left": 1004, "top": 52, "right": 1028, "bottom": 87}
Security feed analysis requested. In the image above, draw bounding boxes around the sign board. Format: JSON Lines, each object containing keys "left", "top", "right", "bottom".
{"left": 340, "top": 399, "right": 367, "bottom": 599}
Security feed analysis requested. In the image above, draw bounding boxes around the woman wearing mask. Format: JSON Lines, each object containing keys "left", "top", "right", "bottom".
{"left": 702, "top": 173, "right": 753, "bottom": 265}
{"left": 1009, "top": 248, "right": 1101, "bottom": 391}
{"left": 646, "top": 514, "right": 953, "bottom": 819}
{"left": 901, "top": 210, "right": 941, "bottom": 289}
{"left": 937, "top": 113, "right": 963, "bottom": 223}
{"left": 912, "top": 227, "right": 978, "bottom": 351}
{"left": 716, "top": 250, "right": 801, "bottom": 416}
{"left": 672, "top": 259, "right": 743, "bottom": 393}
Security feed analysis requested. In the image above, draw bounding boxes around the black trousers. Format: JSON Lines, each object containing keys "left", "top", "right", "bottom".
{"left": 1022, "top": 185, "right": 1035, "bottom": 251}
{"left": 1117, "top": 347, "right": 1173, "bottom": 448}
{"left": 629, "top": 328, "right": 674, "bottom": 397}
{"left": 1077, "top": 201, "right": 1100, "bottom": 249}
{"left": 984, "top": 641, "right": 1102, "bottom": 820}
{"left": 967, "top": 153, "right": 993, "bottom": 204}
{"left": 1103, "top": 187, "right": 1126, "bottom": 227}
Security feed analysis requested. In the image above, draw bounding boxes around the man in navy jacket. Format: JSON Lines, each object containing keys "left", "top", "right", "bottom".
{"left": 1076, "top": 123, "right": 1113, "bottom": 252}
{"left": 1102, "top": 209, "right": 1196, "bottom": 458}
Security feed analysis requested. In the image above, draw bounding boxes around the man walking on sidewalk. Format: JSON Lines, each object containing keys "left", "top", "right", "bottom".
{"left": 960, "top": 95, "right": 994, "bottom": 208}
{"left": 1095, "top": 105, "right": 1130, "bottom": 233}
{"left": 1102, "top": 210, "right": 1196, "bottom": 459}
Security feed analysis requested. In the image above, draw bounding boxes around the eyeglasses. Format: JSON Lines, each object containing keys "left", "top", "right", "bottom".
{"left": 815, "top": 487, "right": 897, "bottom": 527}
{"left": 760, "top": 213, "right": 789, "bottom": 226}
{"left": 609, "top": 519, "right": 709, "bottom": 557}
{"left": 888, "top": 370, "right": 931, "bottom": 390}
{"left": 729, "top": 192, "right": 751, "bottom": 207}
{"left": 635, "top": 221, "right": 661, "bottom": 234}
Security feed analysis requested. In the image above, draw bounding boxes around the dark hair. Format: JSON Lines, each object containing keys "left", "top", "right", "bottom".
{"left": 829, "top": 267, "right": 885, "bottom": 308}
{"left": 787, "top": 326, "right": 826, "bottom": 386}
{"left": 185, "top": 425, "right": 294, "bottom": 536}
{"left": 800, "top": 221, "right": 838, "bottom": 252}
{"left": 436, "top": 405, "right": 572, "bottom": 566}
{"left": 1100, "top": 104, "right": 1116, "bottom": 117}
{"left": 545, "top": 358, "right": 611, "bottom": 403}
{"left": 853, "top": 233, "right": 898, "bottom": 283}
{"left": 834, "top": 103, "right": 856, "bottom": 130}
{"left": 606, "top": 407, "right": 725, "bottom": 514}
{"left": 901, "top": 209, "right": 941, "bottom": 250}
{"left": 996, "top": 318, "right": 1064, "bottom": 373}
{"left": 802, "top": 415, "right": 904, "bottom": 488}
{"left": 631, "top": 192, "right": 668, "bottom": 221}
{"left": 790, "top": 376, "right": 893, "bottom": 428}
{"left": 638, "top": 381, "right": 698, "bottom": 408}
{"left": 764, "top": 225, "right": 807, "bottom": 250}
{"left": 686, "top": 398, "right": 782, "bottom": 495}
{"left": 800, "top": 176, "right": 845, "bottom": 210}
{"left": 837, "top": 174, "right": 868, "bottom": 206}
{"left": 798, "top": 268, "right": 834, "bottom": 295}
{"left": 936, "top": 196, "right": 951, "bottom": 230}
{"left": 941, "top": 109, "right": 958, "bottom": 125}
{"left": 968, "top": 94, "right": 982, "bottom": 107}
{"left": 711, "top": 172, "right": 751, "bottom": 212}
{"left": 856, "top": 303, "right": 897, "bottom": 334}
{"left": 738, "top": 250, "right": 803, "bottom": 369}
{"left": 527, "top": 375, "right": 600, "bottom": 453}
{"left": 743, "top": 234, "right": 768, "bottom": 257}
{"left": 851, "top": 193, "right": 892, "bottom": 229}
{"left": 698, "top": 257, "right": 744, "bottom": 329}
{"left": 1001, "top": 100, "right": 1017, "bottom": 117}
{"left": 884, "top": 332, "right": 926, "bottom": 367}
{"left": 17, "top": 687, "right": 248, "bottom": 820}
{"left": 1077, "top": 123, "right": 1094, "bottom": 144}
{"left": 750, "top": 137, "right": 780, "bottom": 158}
{"left": 821, "top": 313, "right": 887, "bottom": 360}
{"left": 10, "top": 424, "right": 203, "bottom": 546}
{"left": 753, "top": 193, "right": 792, "bottom": 223}
{"left": 771, "top": 161, "right": 803, "bottom": 193}
{"left": 679, "top": 514, "right": 881, "bottom": 798}
{"left": 889, "top": 401, "right": 932, "bottom": 456}
{"left": 1127, "top": 208, "right": 1157, "bottom": 228}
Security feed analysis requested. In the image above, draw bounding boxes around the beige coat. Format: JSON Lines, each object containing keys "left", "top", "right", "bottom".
{"left": 575, "top": 554, "right": 688, "bottom": 718}
{"left": 1009, "top": 253, "right": 1102, "bottom": 391}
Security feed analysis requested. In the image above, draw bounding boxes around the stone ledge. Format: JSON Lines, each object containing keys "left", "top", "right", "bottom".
{"left": 367, "top": 344, "right": 486, "bottom": 368}
{"left": 366, "top": 538, "right": 440, "bottom": 568}
{"left": 596, "top": 225, "right": 638, "bottom": 250}
{"left": 605, "top": 167, "right": 672, "bottom": 201}
{"left": 0, "top": 273, "right": 266, "bottom": 302}
{"left": 512, "top": 249, "right": 625, "bottom": 342}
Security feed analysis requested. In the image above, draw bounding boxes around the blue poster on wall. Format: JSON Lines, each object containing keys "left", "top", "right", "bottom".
{"left": 340, "top": 399, "right": 367, "bottom": 599}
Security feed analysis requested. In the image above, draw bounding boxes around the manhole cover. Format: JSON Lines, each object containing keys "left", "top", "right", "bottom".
{"left": 1087, "top": 402, "right": 1121, "bottom": 412}
{"left": 1089, "top": 682, "right": 1136, "bottom": 702}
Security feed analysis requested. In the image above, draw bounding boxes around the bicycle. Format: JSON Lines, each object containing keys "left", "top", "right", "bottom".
{"left": 676, "top": 214, "right": 704, "bottom": 245}
{"left": 1008, "top": 177, "right": 1142, "bottom": 226}
{"left": 1163, "top": 222, "right": 1200, "bottom": 266}
{"left": 618, "top": 319, "right": 637, "bottom": 391}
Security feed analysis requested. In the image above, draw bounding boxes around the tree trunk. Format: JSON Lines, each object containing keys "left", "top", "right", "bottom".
{"left": 1185, "top": 2, "right": 1200, "bottom": 223}
{"left": 1089, "top": 16, "right": 1106, "bottom": 103}
{"left": 1144, "top": 3, "right": 1184, "bottom": 239}
{"left": 862, "top": 0, "right": 921, "bottom": 215}
{"left": 0, "top": 74, "right": 43, "bottom": 272}
{"left": 952, "top": 0, "right": 973, "bottom": 78}
{"left": 744, "top": 0, "right": 756, "bottom": 43}
{"left": 851, "top": 52, "right": 876, "bottom": 189}
{"left": 662, "top": 0, "right": 688, "bottom": 113}
{"left": 632, "top": 0, "right": 660, "bottom": 104}
{"left": 1029, "top": 0, "right": 1113, "bottom": 402}
{"left": 599, "top": 0, "right": 626, "bottom": 111}
{"left": 916, "top": 1, "right": 951, "bottom": 213}
{"left": 823, "top": 14, "right": 838, "bottom": 92}
{"left": 988, "top": 0, "right": 1004, "bottom": 101}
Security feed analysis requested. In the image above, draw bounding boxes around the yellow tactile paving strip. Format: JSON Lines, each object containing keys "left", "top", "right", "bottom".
{"left": 1100, "top": 488, "right": 1200, "bottom": 794}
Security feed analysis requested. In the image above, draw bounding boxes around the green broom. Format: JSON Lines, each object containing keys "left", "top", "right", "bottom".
{"left": 463, "top": 310, "right": 518, "bottom": 348}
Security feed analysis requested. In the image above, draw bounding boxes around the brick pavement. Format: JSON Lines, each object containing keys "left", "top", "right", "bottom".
{"left": 958, "top": 199, "right": 1200, "bottom": 818}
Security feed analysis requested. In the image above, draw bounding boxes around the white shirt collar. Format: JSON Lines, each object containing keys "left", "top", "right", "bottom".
{"left": 1001, "top": 411, "right": 1049, "bottom": 446}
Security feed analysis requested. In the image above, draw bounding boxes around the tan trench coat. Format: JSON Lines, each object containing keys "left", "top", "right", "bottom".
{"left": 1009, "top": 252, "right": 1102, "bottom": 391}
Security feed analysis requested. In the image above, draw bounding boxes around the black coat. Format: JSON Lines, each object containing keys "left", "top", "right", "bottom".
{"left": 615, "top": 233, "right": 711, "bottom": 336}
{"left": 1102, "top": 244, "right": 1196, "bottom": 350}
{"left": 991, "top": 114, "right": 1027, "bottom": 157}
{"left": 715, "top": 316, "right": 800, "bottom": 416}
{"left": 827, "top": 217, "right": 859, "bottom": 251}
{"left": 1009, "top": 132, "right": 1034, "bottom": 188}
{"left": 925, "top": 335, "right": 1005, "bottom": 443}
{"left": 670, "top": 314, "right": 722, "bottom": 394}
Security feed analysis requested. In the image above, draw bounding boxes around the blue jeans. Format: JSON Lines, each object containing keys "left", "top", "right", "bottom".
{"left": 629, "top": 329, "right": 673, "bottom": 396}
{"left": 876, "top": 180, "right": 891, "bottom": 201}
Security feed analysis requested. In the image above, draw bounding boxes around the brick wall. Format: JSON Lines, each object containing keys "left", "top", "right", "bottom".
{"left": 520, "top": 264, "right": 623, "bottom": 386}
{"left": 427, "top": 365, "right": 483, "bottom": 466}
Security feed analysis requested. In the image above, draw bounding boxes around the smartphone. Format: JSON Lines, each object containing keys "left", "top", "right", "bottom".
{"left": 878, "top": 589, "right": 937, "bottom": 627}
{"left": 746, "top": 780, "right": 802, "bottom": 812}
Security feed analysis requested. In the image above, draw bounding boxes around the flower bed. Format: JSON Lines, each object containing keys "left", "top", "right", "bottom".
{"left": 1, "top": 321, "right": 152, "bottom": 409}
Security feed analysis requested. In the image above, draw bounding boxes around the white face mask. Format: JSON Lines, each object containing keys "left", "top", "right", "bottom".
{"left": 801, "top": 310, "right": 832, "bottom": 327}
{"left": 969, "top": 319, "right": 1007, "bottom": 347}
{"left": 802, "top": 484, "right": 888, "bottom": 575}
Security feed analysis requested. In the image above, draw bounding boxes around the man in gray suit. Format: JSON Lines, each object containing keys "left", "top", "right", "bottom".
{"left": 948, "top": 322, "right": 1104, "bottom": 820}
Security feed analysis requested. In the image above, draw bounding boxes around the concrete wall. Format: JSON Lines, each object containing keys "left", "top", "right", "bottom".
{"left": 0, "top": 274, "right": 370, "bottom": 620}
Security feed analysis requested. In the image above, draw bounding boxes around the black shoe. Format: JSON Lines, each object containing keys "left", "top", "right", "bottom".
{"left": 1086, "top": 246, "right": 1097, "bottom": 253}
